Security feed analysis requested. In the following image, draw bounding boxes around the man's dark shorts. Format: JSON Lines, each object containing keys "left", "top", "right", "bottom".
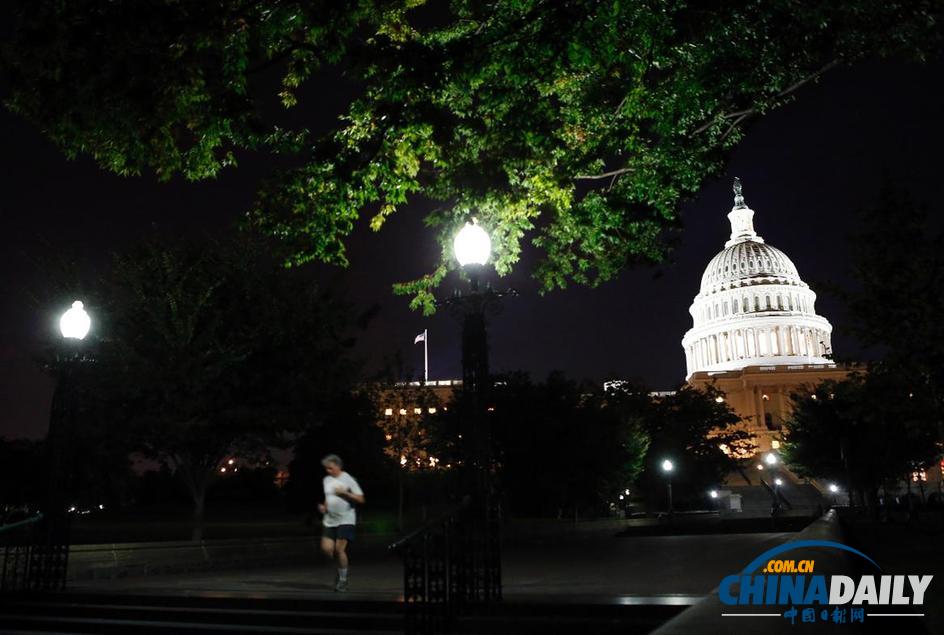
{"left": 323, "top": 524, "right": 356, "bottom": 541}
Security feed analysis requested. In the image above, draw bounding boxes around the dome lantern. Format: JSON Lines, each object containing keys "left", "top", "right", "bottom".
{"left": 725, "top": 177, "right": 762, "bottom": 247}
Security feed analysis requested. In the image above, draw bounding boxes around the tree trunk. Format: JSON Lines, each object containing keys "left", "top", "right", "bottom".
{"left": 191, "top": 487, "right": 206, "bottom": 542}
{"left": 175, "top": 456, "right": 210, "bottom": 543}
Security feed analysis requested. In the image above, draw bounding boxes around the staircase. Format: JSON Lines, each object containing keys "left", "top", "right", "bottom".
{"left": 0, "top": 592, "right": 688, "bottom": 634}
{"left": 726, "top": 481, "right": 825, "bottom": 518}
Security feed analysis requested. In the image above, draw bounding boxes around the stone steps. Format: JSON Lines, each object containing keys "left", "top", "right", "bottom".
{"left": 0, "top": 592, "right": 687, "bottom": 634}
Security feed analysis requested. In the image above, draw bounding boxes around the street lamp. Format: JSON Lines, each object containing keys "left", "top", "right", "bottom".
{"left": 763, "top": 452, "right": 778, "bottom": 466}
{"left": 661, "top": 459, "right": 674, "bottom": 517}
{"left": 60, "top": 301, "right": 91, "bottom": 340}
{"left": 39, "top": 300, "right": 94, "bottom": 591}
{"left": 440, "top": 219, "right": 507, "bottom": 602}
{"left": 453, "top": 220, "right": 491, "bottom": 268}
{"left": 827, "top": 482, "right": 840, "bottom": 506}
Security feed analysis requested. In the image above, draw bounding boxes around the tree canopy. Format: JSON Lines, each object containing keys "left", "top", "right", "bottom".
{"left": 835, "top": 183, "right": 944, "bottom": 423}
{"left": 629, "top": 383, "right": 752, "bottom": 507}
{"left": 487, "top": 372, "right": 650, "bottom": 518}
{"left": 90, "top": 235, "right": 366, "bottom": 539}
{"left": 4, "top": 1, "right": 941, "bottom": 311}
{"left": 783, "top": 374, "right": 940, "bottom": 508}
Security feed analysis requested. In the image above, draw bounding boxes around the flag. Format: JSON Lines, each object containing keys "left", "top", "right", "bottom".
{"left": 414, "top": 331, "right": 426, "bottom": 344}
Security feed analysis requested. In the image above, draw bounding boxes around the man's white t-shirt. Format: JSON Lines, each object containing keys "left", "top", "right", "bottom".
{"left": 322, "top": 472, "right": 363, "bottom": 527}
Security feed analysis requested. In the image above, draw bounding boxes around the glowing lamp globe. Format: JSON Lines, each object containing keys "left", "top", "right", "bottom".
{"left": 453, "top": 221, "right": 491, "bottom": 267}
{"left": 60, "top": 301, "right": 91, "bottom": 340}
{"left": 661, "top": 459, "right": 674, "bottom": 473}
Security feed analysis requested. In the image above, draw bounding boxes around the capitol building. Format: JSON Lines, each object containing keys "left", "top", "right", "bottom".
{"left": 683, "top": 179, "right": 849, "bottom": 450}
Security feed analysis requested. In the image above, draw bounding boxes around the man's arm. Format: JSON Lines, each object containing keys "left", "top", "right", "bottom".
{"left": 335, "top": 488, "right": 365, "bottom": 505}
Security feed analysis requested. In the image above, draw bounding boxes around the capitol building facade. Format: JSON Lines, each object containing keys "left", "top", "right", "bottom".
{"left": 683, "top": 179, "right": 849, "bottom": 450}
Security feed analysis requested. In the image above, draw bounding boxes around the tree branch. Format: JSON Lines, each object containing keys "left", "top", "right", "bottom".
{"left": 693, "top": 59, "right": 840, "bottom": 135}
{"left": 575, "top": 167, "right": 634, "bottom": 181}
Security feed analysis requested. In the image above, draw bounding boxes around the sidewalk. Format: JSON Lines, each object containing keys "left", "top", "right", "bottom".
{"left": 72, "top": 531, "right": 792, "bottom": 602}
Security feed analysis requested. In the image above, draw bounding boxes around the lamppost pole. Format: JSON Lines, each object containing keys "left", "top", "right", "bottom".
{"left": 661, "top": 459, "right": 674, "bottom": 519}
{"left": 444, "top": 220, "right": 510, "bottom": 603}
{"left": 37, "top": 300, "right": 92, "bottom": 592}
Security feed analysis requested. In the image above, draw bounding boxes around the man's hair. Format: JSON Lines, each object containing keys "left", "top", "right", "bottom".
{"left": 321, "top": 454, "right": 343, "bottom": 469}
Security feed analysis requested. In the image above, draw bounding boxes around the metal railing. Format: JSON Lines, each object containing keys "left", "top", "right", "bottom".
{"left": 389, "top": 496, "right": 502, "bottom": 634}
{"left": 0, "top": 512, "right": 70, "bottom": 593}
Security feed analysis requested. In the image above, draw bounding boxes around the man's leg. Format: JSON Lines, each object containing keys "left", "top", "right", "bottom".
{"left": 334, "top": 538, "right": 349, "bottom": 591}
{"left": 320, "top": 536, "right": 336, "bottom": 560}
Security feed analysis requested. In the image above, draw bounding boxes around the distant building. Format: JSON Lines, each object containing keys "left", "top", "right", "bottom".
{"left": 682, "top": 179, "right": 850, "bottom": 451}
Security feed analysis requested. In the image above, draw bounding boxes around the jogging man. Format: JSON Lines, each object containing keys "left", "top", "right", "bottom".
{"left": 318, "top": 454, "right": 365, "bottom": 592}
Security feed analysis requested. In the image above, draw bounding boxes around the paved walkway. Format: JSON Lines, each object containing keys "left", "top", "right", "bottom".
{"left": 72, "top": 531, "right": 792, "bottom": 602}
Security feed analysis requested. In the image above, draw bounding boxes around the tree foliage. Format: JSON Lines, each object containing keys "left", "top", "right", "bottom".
{"left": 488, "top": 372, "right": 649, "bottom": 518}
{"left": 835, "top": 184, "right": 944, "bottom": 424}
{"left": 374, "top": 382, "right": 445, "bottom": 472}
{"left": 783, "top": 374, "right": 940, "bottom": 507}
{"left": 5, "top": 1, "right": 941, "bottom": 310}
{"left": 630, "top": 383, "right": 752, "bottom": 508}
{"left": 92, "top": 235, "right": 364, "bottom": 539}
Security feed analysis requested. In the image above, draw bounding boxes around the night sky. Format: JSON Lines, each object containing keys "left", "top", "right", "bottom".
{"left": 2, "top": 57, "right": 942, "bottom": 440}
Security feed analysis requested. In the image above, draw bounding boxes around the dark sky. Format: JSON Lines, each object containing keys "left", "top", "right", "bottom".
{"left": 2, "top": 56, "right": 942, "bottom": 440}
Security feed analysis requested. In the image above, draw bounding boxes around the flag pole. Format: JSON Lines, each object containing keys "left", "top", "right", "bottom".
{"left": 423, "top": 329, "right": 429, "bottom": 384}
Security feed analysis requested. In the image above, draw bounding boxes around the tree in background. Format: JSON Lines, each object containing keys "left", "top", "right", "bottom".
{"left": 489, "top": 372, "right": 649, "bottom": 519}
{"left": 783, "top": 374, "right": 939, "bottom": 510}
{"left": 373, "top": 382, "right": 446, "bottom": 529}
{"left": 632, "top": 384, "right": 752, "bottom": 511}
{"left": 4, "top": 2, "right": 941, "bottom": 310}
{"left": 0, "top": 438, "right": 47, "bottom": 516}
{"left": 834, "top": 184, "right": 944, "bottom": 445}
{"left": 94, "top": 236, "right": 365, "bottom": 540}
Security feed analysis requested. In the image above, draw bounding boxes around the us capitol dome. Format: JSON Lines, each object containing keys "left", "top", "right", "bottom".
{"left": 682, "top": 178, "right": 834, "bottom": 380}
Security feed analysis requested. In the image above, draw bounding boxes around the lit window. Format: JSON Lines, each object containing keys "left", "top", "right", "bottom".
{"left": 771, "top": 440, "right": 781, "bottom": 449}
{"left": 384, "top": 408, "right": 393, "bottom": 416}
{"left": 414, "top": 407, "right": 422, "bottom": 414}
{"left": 399, "top": 408, "right": 407, "bottom": 415}
{"left": 428, "top": 407, "right": 437, "bottom": 414}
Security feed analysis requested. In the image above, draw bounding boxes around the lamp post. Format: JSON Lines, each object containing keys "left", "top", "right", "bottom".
{"left": 441, "top": 219, "right": 510, "bottom": 602}
{"left": 828, "top": 483, "right": 839, "bottom": 506}
{"left": 38, "top": 301, "right": 92, "bottom": 592}
{"left": 661, "top": 459, "right": 674, "bottom": 518}
{"left": 708, "top": 489, "right": 719, "bottom": 512}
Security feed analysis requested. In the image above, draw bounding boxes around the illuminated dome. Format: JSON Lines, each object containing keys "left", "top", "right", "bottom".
{"left": 700, "top": 242, "right": 799, "bottom": 295}
{"left": 682, "top": 179, "right": 833, "bottom": 378}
